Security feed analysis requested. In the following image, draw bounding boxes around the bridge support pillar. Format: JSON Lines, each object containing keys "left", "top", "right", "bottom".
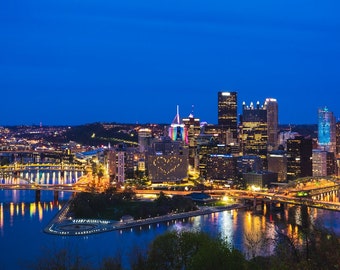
{"left": 53, "top": 191, "right": 58, "bottom": 203}
{"left": 265, "top": 201, "right": 271, "bottom": 212}
{"left": 35, "top": 190, "right": 41, "bottom": 202}
{"left": 279, "top": 202, "right": 285, "bottom": 211}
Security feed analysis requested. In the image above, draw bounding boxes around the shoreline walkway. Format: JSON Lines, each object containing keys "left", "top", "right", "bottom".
{"left": 44, "top": 201, "right": 245, "bottom": 236}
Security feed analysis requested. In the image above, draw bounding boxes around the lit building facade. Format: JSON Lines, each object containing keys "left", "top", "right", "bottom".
{"left": 336, "top": 121, "right": 340, "bottom": 157}
{"left": 138, "top": 128, "right": 152, "bottom": 153}
{"left": 197, "top": 134, "right": 227, "bottom": 179}
{"left": 267, "top": 150, "right": 287, "bottom": 182}
{"left": 286, "top": 136, "right": 313, "bottom": 180}
{"left": 107, "top": 145, "right": 142, "bottom": 184}
{"left": 243, "top": 171, "right": 278, "bottom": 189}
{"left": 318, "top": 107, "right": 336, "bottom": 153}
{"left": 182, "top": 112, "right": 201, "bottom": 169}
{"left": 168, "top": 105, "right": 187, "bottom": 142}
{"left": 326, "top": 152, "right": 336, "bottom": 176}
{"left": 312, "top": 149, "right": 327, "bottom": 177}
{"left": 202, "top": 124, "right": 229, "bottom": 147}
{"left": 107, "top": 150, "right": 117, "bottom": 183}
{"left": 239, "top": 101, "right": 268, "bottom": 167}
{"left": 237, "top": 155, "right": 263, "bottom": 174}
{"left": 116, "top": 151, "right": 125, "bottom": 184}
{"left": 206, "top": 154, "right": 238, "bottom": 182}
{"left": 265, "top": 98, "right": 279, "bottom": 150}
{"left": 218, "top": 91, "right": 238, "bottom": 141}
{"left": 236, "top": 155, "right": 263, "bottom": 187}
{"left": 312, "top": 150, "right": 336, "bottom": 177}
{"left": 147, "top": 137, "right": 189, "bottom": 183}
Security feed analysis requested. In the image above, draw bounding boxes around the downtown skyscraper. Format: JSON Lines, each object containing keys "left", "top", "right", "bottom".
{"left": 239, "top": 98, "right": 279, "bottom": 170}
{"left": 239, "top": 101, "right": 268, "bottom": 160}
{"left": 217, "top": 91, "right": 238, "bottom": 142}
{"left": 265, "top": 98, "right": 279, "bottom": 150}
{"left": 318, "top": 106, "right": 336, "bottom": 153}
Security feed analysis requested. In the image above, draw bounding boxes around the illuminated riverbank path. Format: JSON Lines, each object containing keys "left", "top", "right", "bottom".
{"left": 44, "top": 199, "right": 244, "bottom": 236}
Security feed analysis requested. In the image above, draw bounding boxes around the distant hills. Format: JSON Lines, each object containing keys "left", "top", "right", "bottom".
{"left": 279, "top": 124, "right": 318, "bottom": 138}
{"left": 2, "top": 122, "right": 318, "bottom": 147}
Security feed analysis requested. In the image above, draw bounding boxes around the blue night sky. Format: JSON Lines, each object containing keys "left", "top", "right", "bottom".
{"left": 1, "top": 0, "right": 339, "bottom": 126}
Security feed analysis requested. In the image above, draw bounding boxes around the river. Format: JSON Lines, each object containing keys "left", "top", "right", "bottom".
{"left": 0, "top": 189, "right": 340, "bottom": 270}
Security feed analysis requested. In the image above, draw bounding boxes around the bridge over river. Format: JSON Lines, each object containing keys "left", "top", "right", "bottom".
{"left": 1, "top": 171, "right": 339, "bottom": 211}
{"left": 135, "top": 177, "right": 340, "bottom": 212}
{"left": 0, "top": 162, "right": 86, "bottom": 185}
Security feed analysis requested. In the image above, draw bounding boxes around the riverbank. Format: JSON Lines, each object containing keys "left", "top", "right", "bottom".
{"left": 44, "top": 200, "right": 245, "bottom": 236}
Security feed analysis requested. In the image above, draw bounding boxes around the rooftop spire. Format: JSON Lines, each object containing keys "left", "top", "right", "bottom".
{"left": 189, "top": 104, "right": 194, "bottom": 118}
{"left": 172, "top": 105, "right": 182, "bottom": 125}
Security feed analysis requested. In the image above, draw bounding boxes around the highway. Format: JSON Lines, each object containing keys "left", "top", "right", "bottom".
{"left": 1, "top": 177, "right": 340, "bottom": 211}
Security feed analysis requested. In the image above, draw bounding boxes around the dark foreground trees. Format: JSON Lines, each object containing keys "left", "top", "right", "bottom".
{"left": 30, "top": 225, "right": 340, "bottom": 270}
{"left": 132, "top": 231, "right": 247, "bottom": 270}
{"left": 28, "top": 231, "right": 247, "bottom": 270}
{"left": 266, "top": 224, "right": 340, "bottom": 270}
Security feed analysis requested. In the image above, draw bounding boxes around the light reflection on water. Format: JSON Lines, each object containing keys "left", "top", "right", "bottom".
{"left": 0, "top": 189, "right": 340, "bottom": 270}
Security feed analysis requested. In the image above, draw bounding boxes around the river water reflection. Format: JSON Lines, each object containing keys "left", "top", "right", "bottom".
{"left": 0, "top": 189, "right": 340, "bottom": 269}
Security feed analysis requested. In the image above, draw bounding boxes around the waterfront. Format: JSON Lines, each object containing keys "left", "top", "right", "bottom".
{"left": 1, "top": 189, "right": 340, "bottom": 270}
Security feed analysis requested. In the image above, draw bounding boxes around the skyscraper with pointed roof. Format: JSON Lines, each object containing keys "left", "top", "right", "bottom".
{"left": 168, "top": 105, "right": 187, "bottom": 142}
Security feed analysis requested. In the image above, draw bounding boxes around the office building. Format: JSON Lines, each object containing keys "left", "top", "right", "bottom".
{"left": 197, "top": 134, "right": 227, "bottom": 179}
{"left": 312, "top": 149, "right": 327, "bottom": 177}
{"left": 147, "top": 137, "right": 189, "bottom": 183}
{"left": 265, "top": 98, "right": 279, "bottom": 150}
{"left": 107, "top": 145, "right": 141, "bottom": 184}
{"left": 168, "top": 105, "right": 187, "bottom": 142}
{"left": 182, "top": 111, "right": 201, "bottom": 169}
{"left": 267, "top": 150, "right": 287, "bottom": 182}
{"left": 239, "top": 98, "right": 279, "bottom": 169}
{"left": 239, "top": 101, "right": 268, "bottom": 167}
{"left": 318, "top": 107, "right": 336, "bottom": 153}
{"left": 336, "top": 121, "right": 340, "bottom": 157}
{"left": 326, "top": 151, "right": 336, "bottom": 176}
{"left": 217, "top": 91, "right": 238, "bottom": 141}
{"left": 236, "top": 155, "right": 263, "bottom": 187}
{"left": 206, "top": 154, "right": 238, "bottom": 182}
{"left": 243, "top": 171, "right": 278, "bottom": 189}
{"left": 286, "top": 136, "right": 313, "bottom": 180}
{"left": 312, "top": 149, "right": 336, "bottom": 177}
{"left": 237, "top": 155, "right": 263, "bottom": 174}
{"left": 138, "top": 128, "right": 152, "bottom": 153}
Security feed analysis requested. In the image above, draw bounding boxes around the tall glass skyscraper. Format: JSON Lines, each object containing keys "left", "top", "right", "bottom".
{"left": 217, "top": 91, "right": 238, "bottom": 140}
{"left": 287, "top": 136, "right": 313, "bottom": 179}
{"left": 240, "top": 101, "right": 268, "bottom": 161}
{"left": 318, "top": 107, "right": 336, "bottom": 153}
{"left": 239, "top": 98, "right": 279, "bottom": 170}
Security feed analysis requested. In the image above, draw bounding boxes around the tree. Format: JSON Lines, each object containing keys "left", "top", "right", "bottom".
{"left": 267, "top": 222, "right": 340, "bottom": 270}
{"left": 145, "top": 231, "right": 248, "bottom": 270}
{"left": 146, "top": 231, "right": 181, "bottom": 270}
{"left": 27, "top": 244, "right": 92, "bottom": 270}
{"left": 100, "top": 257, "right": 122, "bottom": 270}
{"left": 244, "top": 230, "right": 272, "bottom": 260}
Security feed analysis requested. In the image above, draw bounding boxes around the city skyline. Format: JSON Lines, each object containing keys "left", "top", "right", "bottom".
{"left": 1, "top": 1, "right": 339, "bottom": 126}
